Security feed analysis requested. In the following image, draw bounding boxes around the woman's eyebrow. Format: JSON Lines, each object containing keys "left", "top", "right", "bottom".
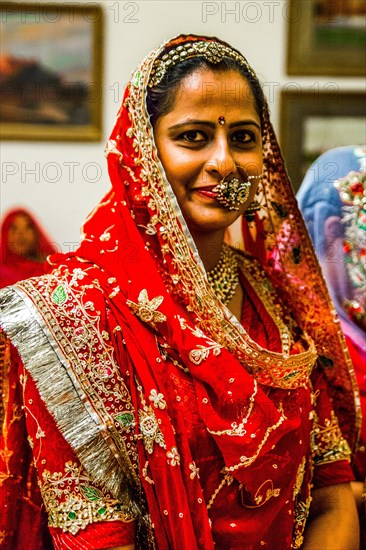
{"left": 168, "top": 119, "right": 261, "bottom": 130}
{"left": 230, "top": 120, "right": 261, "bottom": 130}
{"left": 168, "top": 120, "right": 216, "bottom": 130}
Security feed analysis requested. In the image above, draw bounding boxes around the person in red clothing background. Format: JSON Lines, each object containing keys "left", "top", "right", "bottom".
{"left": 0, "top": 208, "right": 57, "bottom": 288}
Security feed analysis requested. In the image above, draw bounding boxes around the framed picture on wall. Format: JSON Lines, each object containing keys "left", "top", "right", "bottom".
{"left": 280, "top": 90, "right": 366, "bottom": 191}
{"left": 0, "top": 2, "right": 103, "bottom": 141}
{"left": 287, "top": 0, "right": 366, "bottom": 75}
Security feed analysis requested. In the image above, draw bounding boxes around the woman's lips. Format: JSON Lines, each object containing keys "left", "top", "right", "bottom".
{"left": 194, "top": 186, "right": 218, "bottom": 199}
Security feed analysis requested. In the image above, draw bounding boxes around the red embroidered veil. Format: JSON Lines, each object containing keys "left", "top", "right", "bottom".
{"left": 75, "top": 33, "right": 360, "bottom": 443}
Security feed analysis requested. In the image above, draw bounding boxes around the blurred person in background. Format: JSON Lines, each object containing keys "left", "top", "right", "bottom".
{"left": 297, "top": 145, "right": 366, "bottom": 545}
{"left": 0, "top": 208, "right": 57, "bottom": 288}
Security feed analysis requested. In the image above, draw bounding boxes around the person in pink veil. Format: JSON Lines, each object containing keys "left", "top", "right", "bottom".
{"left": 0, "top": 208, "right": 57, "bottom": 288}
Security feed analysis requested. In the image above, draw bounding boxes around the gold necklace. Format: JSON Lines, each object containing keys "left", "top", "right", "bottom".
{"left": 206, "top": 243, "right": 239, "bottom": 305}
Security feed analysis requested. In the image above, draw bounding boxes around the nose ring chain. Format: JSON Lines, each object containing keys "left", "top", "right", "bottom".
{"left": 213, "top": 175, "right": 261, "bottom": 211}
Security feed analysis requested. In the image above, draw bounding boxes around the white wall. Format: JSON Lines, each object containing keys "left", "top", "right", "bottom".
{"left": 1, "top": 0, "right": 364, "bottom": 250}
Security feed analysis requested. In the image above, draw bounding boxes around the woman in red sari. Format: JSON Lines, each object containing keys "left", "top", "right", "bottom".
{"left": 0, "top": 208, "right": 57, "bottom": 288}
{"left": 0, "top": 35, "right": 361, "bottom": 549}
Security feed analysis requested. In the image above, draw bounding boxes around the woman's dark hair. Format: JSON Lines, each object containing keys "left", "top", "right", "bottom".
{"left": 146, "top": 56, "right": 265, "bottom": 126}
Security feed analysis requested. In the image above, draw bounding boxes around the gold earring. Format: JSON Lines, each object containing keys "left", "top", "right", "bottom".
{"left": 244, "top": 200, "right": 261, "bottom": 222}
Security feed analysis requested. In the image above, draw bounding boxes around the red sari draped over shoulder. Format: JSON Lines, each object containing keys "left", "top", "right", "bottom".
{"left": 0, "top": 35, "right": 360, "bottom": 550}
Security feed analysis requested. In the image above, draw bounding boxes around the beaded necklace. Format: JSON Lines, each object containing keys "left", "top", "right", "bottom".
{"left": 206, "top": 243, "right": 239, "bottom": 305}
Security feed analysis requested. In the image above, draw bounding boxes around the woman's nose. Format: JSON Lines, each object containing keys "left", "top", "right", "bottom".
{"left": 205, "top": 138, "right": 236, "bottom": 179}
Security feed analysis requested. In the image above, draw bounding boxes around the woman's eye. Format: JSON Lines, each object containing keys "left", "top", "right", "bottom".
{"left": 232, "top": 130, "right": 254, "bottom": 144}
{"left": 181, "top": 130, "right": 206, "bottom": 143}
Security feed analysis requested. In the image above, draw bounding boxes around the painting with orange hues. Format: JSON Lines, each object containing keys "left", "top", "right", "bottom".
{"left": 0, "top": 2, "right": 103, "bottom": 141}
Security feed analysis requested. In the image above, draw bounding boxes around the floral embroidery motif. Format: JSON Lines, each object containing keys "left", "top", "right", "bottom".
{"left": 182, "top": 322, "right": 222, "bottom": 365}
{"left": 189, "top": 342, "right": 222, "bottom": 365}
{"left": 40, "top": 461, "right": 136, "bottom": 534}
{"left": 311, "top": 411, "right": 352, "bottom": 465}
{"left": 189, "top": 461, "right": 200, "bottom": 479}
{"left": 127, "top": 289, "right": 166, "bottom": 325}
{"left": 166, "top": 447, "right": 180, "bottom": 466}
{"left": 149, "top": 389, "right": 167, "bottom": 409}
{"left": 138, "top": 406, "right": 165, "bottom": 454}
